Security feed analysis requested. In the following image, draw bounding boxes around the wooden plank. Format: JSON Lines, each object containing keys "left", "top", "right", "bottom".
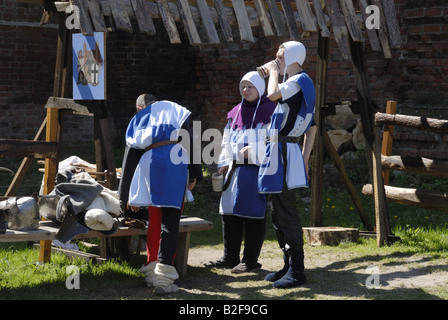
{"left": 109, "top": 0, "right": 133, "bottom": 33}
{"left": 0, "top": 139, "right": 58, "bottom": 159}
{"left": 266, "top": 0, "right": 287, "bottom": 37}
{"left": 71, "top": 0, "right": 95, "bottom": 35}
{"left": 375, "top": 113, "right": 448, "bottom": 134}
{"left": 380, "top": 100, "right": 396, "bottom": 184}
{"left": 156, "top": 0, "right": 181, "bottom": 43}
{"left": 46, "top": 97, "right": 103, "bottom": 115}
{"left": 312, "top": 0, "right": 330, "bottom": 37}
{"left": 359, "top": 0, "right": 382, "bottom": 52}
{"left": 5, "top": 118, "right": 47, "bottom": 196}
{"left": 0, "top": 218, "right": 213, "bottom": 242}
{"left": 231, "top": 0, "right": 254, "bottom": 42}
{"left": 253, "top": 0, "right": 275, "bottom": 37}
{"left": 340, "top": 0, "right": 363, "bottom": 42}
{"left": 294, "top": 0, "right": 317, "bottom": 32}
{"left": 176, "top": 0, "right": 202, "bottom": 44}
{"left": 382, "top": 0, "right": 402, "bottom": 48}
{"left": 130, "top": 0, "right": 157, "bottom": 35}
{"left": 324, "top": 0, "right": 351, "bottom": 60}
{"left": 363, "top": 184, "right": 448, "bottom": 213}
{"left": 372, "top": 0, "right": 392, "bottom": 58}
{"left": 280, "top": 0, "right": 300, "bottom": 40}
{"left": 212, "top": 0, "right": 233, "bottom": 41}
{"left": 86, "top": 0, "right": 107, "bottom": 32}
{"left": 196, "top": 0, "right": 220, "bottom": 43}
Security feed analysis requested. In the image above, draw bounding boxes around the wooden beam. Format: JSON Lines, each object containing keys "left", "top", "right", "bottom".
{"left": 312, "top": 0, "right": 331, "bottom": 37}
{"left": 177, "top": 0, "right": 202, "bottom": 44}
{"left": 322, "top": 127, "right": 373, "bottom": 230}
{"left": 372, "top": 125, "right": 390, "bottom": 246}
{"left": 72, "top": 0, "right": 95, "bottom": 35}
{"left": 231, "top": 0, "right": 254, "bottom": 42}
{"left": 5, "top": 118, "right": 47, "bottom": 197}
{"left": 0, "top": 139, "right": 58, "bottom": 159}
{"left": 280, "top": 0, "right": 300, "bottom": 40}
{"left": 266, "top": 0, "right": 288, "bottom": 37}
{"left": 381, "top": 100, "right": 396, "bottom": 184}
{"left": 213, "top": 0, "right": 234, "bottom": 41}
{"left": 359, "top": 0, "right": 382, "bottom": 51}
{"left": 86, "top": 0, "right": 108, "bottom": 32}
{"left": 372, "top": 0, "right": 392, "bottom": 58}
{"left": 382, "top": 155, "right": 448, "bottom": 178}
{"left": 196, "top": 0, "right": 220, "bottom": 43}
{"left": 340, "top": 0, "right": 362, "bottom": 42}
{"left": 362, "top": 184, "right": 448, "bottom": 213}
{"left": 324, "top": 0, "right": 351, "bottom": 60}
{"left": 381, "top": 0, "right": 402, "bottom": 49}
{"left": 375, "top": 113, "right": 448, "bottom": 134}
{"left": 253, "top": 0, "right": 275, "bottom": 37}
{"left": 131, "top": 0, "right": 157, "bottom": 35}
{"left": 295, "top": 0, "right": 317, "bottom": 32}
{"left": 46, "top": 97, "right": 103, "bottom": 115}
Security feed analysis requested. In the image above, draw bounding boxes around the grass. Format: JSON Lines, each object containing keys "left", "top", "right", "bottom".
{"left": 1, "top": 150, "right": 448, "bottom": 300}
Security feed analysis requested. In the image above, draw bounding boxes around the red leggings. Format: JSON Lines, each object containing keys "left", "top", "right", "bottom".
{"left": 146, "top": 204, "right": 184, "bottom": 264}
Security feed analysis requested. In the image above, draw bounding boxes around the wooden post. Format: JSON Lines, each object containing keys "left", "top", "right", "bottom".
{"left": 310, "top": 33, "right": 329, "bottom": 227}
{"left": 373, "top": 125, "right": 390, "bottom": 246}
{"left": 39, "top": 13, "right": 70, "bottom": 263}
{"left": 381, "top": 101, "right": 397, "bottom": 184}
{"left": 39, "top": 107, "right": 59, "bottom": 263}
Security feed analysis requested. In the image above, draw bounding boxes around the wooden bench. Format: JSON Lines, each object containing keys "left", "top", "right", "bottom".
{"left": 0, "top": 217, "right": 213, "bottom": 277}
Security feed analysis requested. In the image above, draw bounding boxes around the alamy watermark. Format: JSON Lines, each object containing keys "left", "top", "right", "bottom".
{"left": 66, "top": 265, "right": 80, "bottom": 290}
{"left": 365, "top": 264, "right": 380, "bottom": 289}
{"left": 64, "top": 5, "right": 381, "bottom": 31}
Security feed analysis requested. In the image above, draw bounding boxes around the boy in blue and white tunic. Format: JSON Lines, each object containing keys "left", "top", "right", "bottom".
{"left": 260, "top": 41, "right": 317, "bottom": 288}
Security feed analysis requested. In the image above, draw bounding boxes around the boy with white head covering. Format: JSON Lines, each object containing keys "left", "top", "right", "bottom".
{"left": 205, "top": 71, "right": 276, "bottom": 273}
{"left": 259, "top": 41, "right": 317, "bottom": 288}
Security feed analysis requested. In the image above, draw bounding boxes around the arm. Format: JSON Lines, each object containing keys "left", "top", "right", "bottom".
{"left": 302, "top": 125, "right": 317, "bottom": 176}
{"left": 267, "top": 69, "right": 282, "bottom": 102}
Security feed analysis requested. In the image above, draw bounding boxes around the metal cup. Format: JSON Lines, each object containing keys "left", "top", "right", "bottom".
{"left": 256, "top": 60, "right": 280, "bottom": 78}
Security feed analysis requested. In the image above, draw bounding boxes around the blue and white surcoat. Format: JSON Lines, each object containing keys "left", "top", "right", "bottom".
{"left": 126, "top": 100, "right": 191, "bottom": 209}
{"left": 258, "top": 71, "right": 316, "bottom": 193}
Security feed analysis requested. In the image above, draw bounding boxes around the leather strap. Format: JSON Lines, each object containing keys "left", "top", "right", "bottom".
{"left": 144, "top": 140, "right": 178, "bottom": 151}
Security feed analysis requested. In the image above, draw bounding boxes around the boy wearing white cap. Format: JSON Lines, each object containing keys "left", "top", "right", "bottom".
{"left": 259, "top": 41, "right": 317, "bottom": 288}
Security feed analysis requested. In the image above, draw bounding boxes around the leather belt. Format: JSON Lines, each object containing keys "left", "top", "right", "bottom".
{"left": 266, "top": 135, "right": 301, "bottom": 143}
{"left": 144, "top": 140, "right": 178, "bottom": 151}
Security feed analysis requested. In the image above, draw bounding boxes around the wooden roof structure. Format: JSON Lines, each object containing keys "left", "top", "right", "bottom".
{"left": 35, "top": 0, "right": 402, "bottom": 59}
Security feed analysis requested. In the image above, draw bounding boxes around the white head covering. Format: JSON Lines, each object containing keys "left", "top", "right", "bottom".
{"left": 281, "top": 41, "right": 306, "bottom": 82}
{"left": 232, "top": 71, "right": 266, "bottom": 129}
{"left": 239, "top": 71, "right": 265, "bottom": 98}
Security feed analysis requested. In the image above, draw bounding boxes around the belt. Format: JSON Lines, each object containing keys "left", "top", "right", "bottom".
{"left": 144, "top": 140, "right": 178, "bottom": 151}
{"left": 266, "top": 135, "right": 301, "bottom": 143}
{"left": 222, "top": 160, "right": 257, "bottom": 192}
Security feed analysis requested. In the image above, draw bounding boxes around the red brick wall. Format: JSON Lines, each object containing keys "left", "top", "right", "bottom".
{"left": 1, "top": 0, "right": 447, "bottom": 159}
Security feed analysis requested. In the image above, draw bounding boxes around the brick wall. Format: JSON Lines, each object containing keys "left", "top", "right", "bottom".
{"left": 1, "top": 0, "right": 447, "bottom": 160}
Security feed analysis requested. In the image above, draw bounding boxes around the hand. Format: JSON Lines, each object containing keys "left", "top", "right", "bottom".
{"left": 239, "top": 146, "right": 251, "bottom": 159}
{"left": 127, "top": 201, "right": 140, "bottom": 213}
{"left": 217, "top": 166, "right": 228, "bottom": 175}
{"left": 188, "top": 178, "right": 197, "bottom": 191}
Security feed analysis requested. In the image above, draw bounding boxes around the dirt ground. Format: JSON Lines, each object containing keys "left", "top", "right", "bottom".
{"left": 172, "top": 241, "right": 448, "bottom": 300}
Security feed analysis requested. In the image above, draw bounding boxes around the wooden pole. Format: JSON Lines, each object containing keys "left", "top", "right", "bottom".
{"left": 381, "top": 100, "right": 397, "bottom": 184}
{"left": 39, "top": 13, "right": 70, "bottom": 263}
{"left": 310, "top": 33, "right": 329, "bottom": 227}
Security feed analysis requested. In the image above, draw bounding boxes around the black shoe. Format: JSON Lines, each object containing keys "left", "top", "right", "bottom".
{"left": 204, "top": 258, "right": 239, "bottom": 269}
{"left": 231, "top": 262, "right": 262, "bottom": 274}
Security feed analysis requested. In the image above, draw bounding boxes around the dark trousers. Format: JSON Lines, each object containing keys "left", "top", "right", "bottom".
{"left": 222, "top": 214, "right": 266, "bottom": 265}
{"left": 157, "top": 207, "right": 181, "bottom": 266}
{"left": 270, "top": 142, "right": 304, "bottom": 250}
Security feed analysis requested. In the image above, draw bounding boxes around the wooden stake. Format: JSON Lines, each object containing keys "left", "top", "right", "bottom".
{"left": 381, "top": 100, "right": 397, "bottom": 184}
